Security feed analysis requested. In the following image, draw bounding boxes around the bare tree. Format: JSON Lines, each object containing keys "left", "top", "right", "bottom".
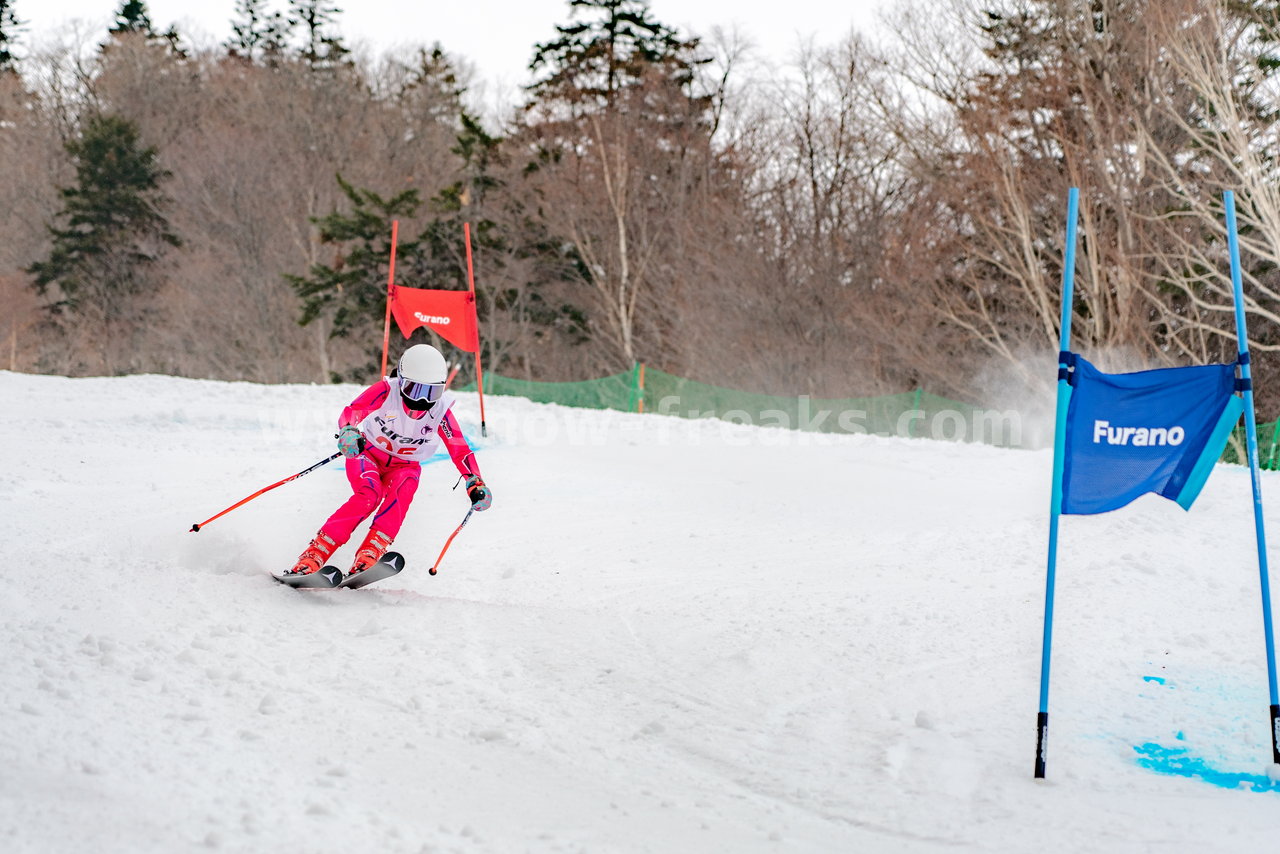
{"left": 1134, "top": 1, "right": 1280, "bottom": 369}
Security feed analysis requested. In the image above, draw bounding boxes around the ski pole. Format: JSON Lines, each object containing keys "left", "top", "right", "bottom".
{"left": 189, "top": 452, "right": 342, "bottom": 532}
{"left": 429, "top": 506, "right": 475, "bottom": 576}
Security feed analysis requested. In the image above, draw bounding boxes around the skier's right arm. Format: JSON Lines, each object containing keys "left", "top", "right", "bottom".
{"left": 338, "top": 380, "right": 391, "bottom": 429}
{"left": 335, "top": 381, "right": 390, "bottom": 457}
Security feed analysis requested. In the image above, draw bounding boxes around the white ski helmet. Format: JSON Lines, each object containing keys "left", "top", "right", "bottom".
{"left": 397, "top": 344, "right": 448, "bottom": 417}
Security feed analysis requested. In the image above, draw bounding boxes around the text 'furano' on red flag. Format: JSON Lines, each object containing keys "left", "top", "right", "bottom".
{"left": 389, "top": 286, "right": 479, "bottom": 353}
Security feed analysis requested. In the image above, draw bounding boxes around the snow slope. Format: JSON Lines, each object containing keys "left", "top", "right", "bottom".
{"left": 2, "top": 370, "right": 1278, "bottom": 853}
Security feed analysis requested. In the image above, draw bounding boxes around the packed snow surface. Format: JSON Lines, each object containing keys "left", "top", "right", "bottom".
{"left": 2, "top": 371, "right": 1278, "bottom": 853}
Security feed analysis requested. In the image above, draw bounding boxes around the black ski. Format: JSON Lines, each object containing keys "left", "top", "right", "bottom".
{"left": 274, "top": 565, "right": 343, "bottom": 588}
{"left": 337, "top": 551, "right": 405, "bottom": 589}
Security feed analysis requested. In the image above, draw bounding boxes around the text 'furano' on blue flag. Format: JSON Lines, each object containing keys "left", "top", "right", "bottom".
{"left": 1060, "top": 354, "right": 1243, "bottom": 515}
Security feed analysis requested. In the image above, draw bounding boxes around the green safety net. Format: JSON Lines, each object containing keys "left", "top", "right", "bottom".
{"left": 1220, "top": 419, "right": 1280, "bottom": 470}
{"left": 470, "top": 366, "right": 1025, "bottom": 447}
{"left": 475, "top": 370, "right": 640, "bottom": 411}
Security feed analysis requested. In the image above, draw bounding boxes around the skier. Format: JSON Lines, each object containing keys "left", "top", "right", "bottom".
{"left": 283, "top": 343, "right": 491, "bottom": 578}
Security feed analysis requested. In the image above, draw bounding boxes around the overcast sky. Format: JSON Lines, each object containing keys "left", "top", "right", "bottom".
{"left": 14, "top": 1, "right": 895, "bottom": 100}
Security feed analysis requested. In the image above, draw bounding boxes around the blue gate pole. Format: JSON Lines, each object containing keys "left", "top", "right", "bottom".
{"left": 1224, "top": 190, "right": 1280, "bottom": 764}
{"left": 1036, "top": 187, "right": 1080, "bottom": 778}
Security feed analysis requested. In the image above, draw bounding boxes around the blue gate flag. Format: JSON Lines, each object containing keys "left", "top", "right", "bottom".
{"left": 1061, "top": 354, "right": 1243, "bottom": 515}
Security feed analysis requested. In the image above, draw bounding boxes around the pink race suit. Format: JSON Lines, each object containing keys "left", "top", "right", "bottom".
{"left": 319, "top": 379, "right": 480, "bottom": 546}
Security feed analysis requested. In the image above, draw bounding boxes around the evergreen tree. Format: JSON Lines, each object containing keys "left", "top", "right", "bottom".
{"left": 288, "top": 175, "right": 422, "bottom": 365}
{"left": 0, "top": 0, "right": 23, "bottom": 74}
{"left": 528, "top": 0, "right": 706, "bottom": 111}
{"left": 28, "top": 114, "right": 180, "bottom": 370}
{"left": 291, "top": 160, "right": 588, "bottom": 379}
{"left": 109, "top": 0, "right": 185, "bottom": 56}
{"left": 291, "top": 49, "right": 467, "bottom": 371}
{"left": 292, "top": 38, "right": 593, "bottom": 378}
{"left": 414, "top": 113, "right": 501, "bottom": 312}
{"left": 396, "top": 45, "right": 465, "bottom": 123}
{"left": 286, "top": 0, "right": 348, "bottom": 69}
{"left": 110, "top": 0, "right": 153, "bottom": 34}
{"left": 431, "top": 113, "right": 592, "bottom": 359}
{"left": 226, "top": 0, "right": 291, "bottom": 65}
{"left": 518, "top": 0, "right": 716, "bottom": 368}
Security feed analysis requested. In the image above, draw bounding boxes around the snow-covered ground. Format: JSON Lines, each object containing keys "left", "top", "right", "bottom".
{"left": 2, "top": 371, "right": 1278, "bottom": 853}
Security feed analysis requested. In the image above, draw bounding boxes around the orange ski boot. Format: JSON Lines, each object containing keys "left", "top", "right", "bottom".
{"left": 285, "top": 532, "right": 338, "bottom": 576}
{"left": 348, "top": 528, "right": 393, "bottom": 576}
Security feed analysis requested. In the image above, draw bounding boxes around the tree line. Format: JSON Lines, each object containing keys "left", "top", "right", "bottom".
{"left": 3, "top": 0, "right": 1280, "bottom": 414}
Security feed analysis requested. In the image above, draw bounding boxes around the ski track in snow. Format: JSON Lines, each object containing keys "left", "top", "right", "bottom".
{"left": 1, "top": 370, "right": 1278, "bottom": 853}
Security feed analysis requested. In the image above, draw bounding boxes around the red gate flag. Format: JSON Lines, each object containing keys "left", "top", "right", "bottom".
{"left": 390, "top": 286, "right": 479, "bottom": 353}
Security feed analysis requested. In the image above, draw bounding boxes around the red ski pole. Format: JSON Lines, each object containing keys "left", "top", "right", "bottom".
{"left": 429, "top": 506, "right": 475, "bottom": 576}
{"left": 189, "top": 452, "right": 342, "bottom": 532}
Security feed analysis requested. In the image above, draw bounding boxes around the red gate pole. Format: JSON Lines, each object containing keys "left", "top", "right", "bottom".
{"left": 380, "top": 220, "right": 400, "bottom": 379}
{"left": 463, "top": 222, "right": 487, "bottom": 437}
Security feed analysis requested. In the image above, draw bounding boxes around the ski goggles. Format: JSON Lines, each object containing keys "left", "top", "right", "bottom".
{"left": 400, "top": 379, "right": 445, "bottom": 411}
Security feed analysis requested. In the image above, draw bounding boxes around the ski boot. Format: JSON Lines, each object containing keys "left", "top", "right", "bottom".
{"left": 348, "top": 528, "right": 393, "bottom": 577}
{"left": 285, "top": 531, "right": 337, "bottom": 576}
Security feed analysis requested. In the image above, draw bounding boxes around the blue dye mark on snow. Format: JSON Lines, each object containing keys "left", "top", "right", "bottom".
{"left": 1134, "top": 743, "right": 1280, "bottom": 793}
{"left": 1142, "top": 675, "right": 1166, "bottom": 685}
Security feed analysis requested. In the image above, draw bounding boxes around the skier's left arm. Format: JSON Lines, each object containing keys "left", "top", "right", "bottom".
{"left": 441, "top": 409, "right": 491, "bottom": 510}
